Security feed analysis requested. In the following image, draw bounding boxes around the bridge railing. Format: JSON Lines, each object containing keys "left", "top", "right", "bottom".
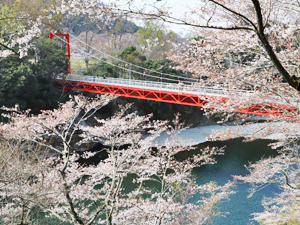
{"left": 60, "top": 74, "right": 255, "bottom": 98}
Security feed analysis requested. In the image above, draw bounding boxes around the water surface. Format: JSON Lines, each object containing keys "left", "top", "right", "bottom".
{"left": 189, "top": 138, "right": 279, "bottom": 225}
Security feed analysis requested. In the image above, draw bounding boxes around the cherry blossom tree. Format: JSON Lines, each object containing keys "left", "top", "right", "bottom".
{"left": 5, "top": 0, "right": 300, "bottom": 222}
{"left": 0, "top": 95, "right": 233, "bottom": 224}
{"left": 132, "top": 1, "right": 300, "bottom": 223}
{"left": 62, "top": 0, "right": 300, "bottom": 223}
{"left": 0, "top": 0, "right": 49, "bottom": 57}
{"left": 0, "top": 139, "right": 51, "bottom": 224}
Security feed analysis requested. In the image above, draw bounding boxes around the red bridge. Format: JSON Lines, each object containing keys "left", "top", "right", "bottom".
{"left": 50, "top": 32, "right": 299, "bottom": 119}
{"left": 54, "top": 75, "right": 299, "bottom": 119}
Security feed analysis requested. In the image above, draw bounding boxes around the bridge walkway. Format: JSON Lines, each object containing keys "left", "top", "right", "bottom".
{"left": 54, "top": 75, "right": 299, "bottom": 119}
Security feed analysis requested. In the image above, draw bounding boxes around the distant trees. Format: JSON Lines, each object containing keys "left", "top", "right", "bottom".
{"left": 118, "top": 45, "right": 146, "bottom": 66}
{"left": 67, "top": 14, "right": 139, "bottom": 72}
{"left": 56, "top": 1, "right": 182, "bottom": 74}
{"left": 82, "top": 44, "right": 178, "bottom": 81}
{"left": 106, "top": 18, "right": 139, "bottom": 51}
{"left": 134, "top": 20, "right": 178, "bottom": 61}
{"left": 70, "top": 20, "right": 179, "bottom": 77}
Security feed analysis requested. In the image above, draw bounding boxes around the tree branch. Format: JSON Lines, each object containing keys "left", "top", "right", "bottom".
{"left": 29, "top": 139, "right": 63, "bottom": 155}
{"left": 0, "top": 16, "right": 16, "bottom": 21}
{"left": 209, "top": 0, "right": 257, "bottom": 28}
{"left": 255, "top": 30, "right": 298, "bottom": 90}
{"left": 0, "top": 42, "right": 19, "bottom": 55}
{"left": 251, "top": 0, "right": 265, "bottom": 32}
{"left": 120, "top": 8, "right": 254, "bottom": 31}
{"left": 281, "top": 171, "right": 300, "bottom": 190}
{"left": 264, "top": 0, "right": 274, "bottom": 28}
{"left": 61, "top": 171, "right": 85, "bottom": 225}
{"left": 87, "top": 203, "right": 106, "bottom": 225}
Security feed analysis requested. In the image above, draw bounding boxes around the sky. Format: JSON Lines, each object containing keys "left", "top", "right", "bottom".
{"left": 147, "top": 0, "right": 195, "bottom": 35}
{"left": 102, "top": 0, "right": 200, "bottom": 36}
{"left": 156, "top": 0, "right": 199, "bottom": 35}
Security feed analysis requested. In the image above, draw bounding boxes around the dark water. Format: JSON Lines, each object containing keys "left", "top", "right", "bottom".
{"left": 185, "top": 138, "right": 279, "bottom": 225}
{"left": 77, "top": 136, "right": 280, "bottom": 224}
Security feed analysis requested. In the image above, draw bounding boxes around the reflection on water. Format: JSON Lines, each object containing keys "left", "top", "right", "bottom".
{"left": 177, "top": 138, "right": 279, "bottom": 225}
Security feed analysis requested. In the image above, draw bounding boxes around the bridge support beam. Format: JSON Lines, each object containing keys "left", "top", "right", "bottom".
{"left": 49, "top": 32, "right": 71, "bottom": 73}
{"left": 54, "top": 79, "right": 299, "bottom": 119}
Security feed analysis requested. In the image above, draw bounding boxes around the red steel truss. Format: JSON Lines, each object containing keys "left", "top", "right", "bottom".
{"left": 54, "top": 79, "right": 300, "bottom": 119}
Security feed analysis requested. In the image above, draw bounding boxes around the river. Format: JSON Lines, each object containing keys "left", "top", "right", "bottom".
{"left": 157, "top": 124, "right": 280, "bottom": 224}
{"left": 195, "top": 138, "right": 278, "bottom": 224}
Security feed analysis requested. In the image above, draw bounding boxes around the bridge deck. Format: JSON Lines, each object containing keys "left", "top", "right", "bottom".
{"left": 61, "top": 75, "right": 254, "bottom": 98}
{"left": 54, "top": 75, "right": 299, "bottom": 119}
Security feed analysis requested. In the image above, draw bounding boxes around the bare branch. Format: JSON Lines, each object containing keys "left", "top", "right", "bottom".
{"left": 124, "top": 10, "right": 255, "bottom": 31}
{"left": 281, "top": 171, "right": 300, "bottom": 190}
{"left": 209, "top": 0, "right": 257, "bottom": 28}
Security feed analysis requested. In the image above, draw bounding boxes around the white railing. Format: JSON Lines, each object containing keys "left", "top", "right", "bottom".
{"left": 59, "top": 74, "right": 254, "bottom": 98}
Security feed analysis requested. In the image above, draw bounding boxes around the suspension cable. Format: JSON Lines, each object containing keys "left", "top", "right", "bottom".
{"left": 52, "top": 33, "right": 195, "bottom": 84}
{"left": 68, "top": 33, "right": 198, "bottom": 82}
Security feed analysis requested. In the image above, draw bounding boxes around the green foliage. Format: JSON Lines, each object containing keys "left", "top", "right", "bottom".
{"left": 71, "top": 16, "right": 138, "bottom": 36}
{"left": 0, "top": 39, "right": 68, "bottom": 112}
{"left": 31, "top": 39, "right": 69, "bottom": 77}
{"left": 118, "top": 45, "right": 146, "bottom": 65}
{"left": 110, "top": 18, "right": 139, "bottom": 35}
{"left": 184, "top": 32, "right": 197, "bottom": 40}
{"left": 136, "top": 20, "right": 166, "bottom": 44}
{"left": 143, "top": 59, "right": 177, "bottom": 74}
{"left": 0, "top": 55, "right": 33, "bottom": 109}
{"left": 0, "top": 2, "right": 20, "bottom": 53}
{"left": 135, "top": 19, "right": 177, "bottom": 60}
{"left": 118, "top": 45, "right": 137, "bottom": 59}
{"left": 83, "top": 44, "right": 179, "bottom": 82}
{"left": 116, "top": 45, "right": 179, "bottom": 81}
{"left": 85, "top": 59, "right": 115, "bottom": 77}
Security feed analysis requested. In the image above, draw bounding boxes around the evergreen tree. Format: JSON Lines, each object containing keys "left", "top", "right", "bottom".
{"left": 0, "top": 39, "right": 68, "bottom": 113}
